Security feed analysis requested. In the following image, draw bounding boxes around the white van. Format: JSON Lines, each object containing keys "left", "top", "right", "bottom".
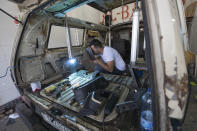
{"left": 9, "top": 0, "right": 191, "bottom": 130}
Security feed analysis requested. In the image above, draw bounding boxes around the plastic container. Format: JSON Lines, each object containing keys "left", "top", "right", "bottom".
{"left": 31, "top": 81, "right": 41, "bottom": 92}
{"left": 140, "top": 88, "right": 153, "bottom": 131}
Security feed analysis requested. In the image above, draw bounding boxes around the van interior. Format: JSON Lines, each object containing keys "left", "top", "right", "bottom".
{"left": 14, "top": 1, "right": 151, "bottom": 130}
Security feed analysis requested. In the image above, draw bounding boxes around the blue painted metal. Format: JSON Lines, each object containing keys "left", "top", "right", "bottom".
{"left": 54, "top": 0, "right": 95, "bottom": 18}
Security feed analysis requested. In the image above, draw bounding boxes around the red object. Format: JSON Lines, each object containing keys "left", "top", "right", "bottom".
{"left": 182, "top": 0, "right": 186, "bottom": 5}
{"left": 101, "top": 3, "right": 137, "bottom": 24}
{"left": 14, "top": 16, "right": 19, "bottom": 24}
{"left": 122, "top": 5, "right": 129, "bottom": 20}
{"left": 33, "top": 88, "right": 41, "bottom": 92}
{"left": 102, "top": 14, "right": 106, "bottom": 24}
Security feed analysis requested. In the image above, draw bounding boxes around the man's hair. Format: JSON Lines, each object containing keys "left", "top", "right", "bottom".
{"left": 89, "top": 39, "right": 103, "bottom": 48}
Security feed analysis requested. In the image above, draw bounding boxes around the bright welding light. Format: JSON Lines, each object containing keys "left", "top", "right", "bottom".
{"left": 68, "top": 58, "right": 77, "bottom": 64}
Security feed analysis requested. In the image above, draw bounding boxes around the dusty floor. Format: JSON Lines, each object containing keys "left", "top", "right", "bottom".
{"left": 0, "top": 116, "right": 30, "bottom": 131}
{"left": 0, "top": 113, "right": 58, "bottom": 131}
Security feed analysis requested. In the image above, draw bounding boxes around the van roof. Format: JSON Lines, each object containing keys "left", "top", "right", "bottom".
{"left": 45, "top": 0, "right": 137, "bottom": 18}
{"left": 45, "top": 0, "right": 137, "bottom": 13}
{"left": 10, "top": 0, "right": 137, "bottom": 14}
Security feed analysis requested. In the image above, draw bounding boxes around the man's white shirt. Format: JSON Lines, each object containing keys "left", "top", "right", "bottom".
{"left": 100, "top": 46, "right": 126, "bottom": 71}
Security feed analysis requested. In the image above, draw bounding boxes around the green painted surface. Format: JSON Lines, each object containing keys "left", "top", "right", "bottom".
{"left": 45, "top": 0, "right": 83, "bottom": 12}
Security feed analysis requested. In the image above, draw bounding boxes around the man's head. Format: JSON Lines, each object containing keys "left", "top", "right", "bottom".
{"left": 89, "top": 39, "right": 103, "bottom": 54}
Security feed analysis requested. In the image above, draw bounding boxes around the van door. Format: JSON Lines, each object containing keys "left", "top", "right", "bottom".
{"left": 141, "top": 0, "right": 189, "bottom": 130}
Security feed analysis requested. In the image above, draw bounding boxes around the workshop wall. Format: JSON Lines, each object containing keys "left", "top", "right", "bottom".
{"left": 0, "top": 0, "right": 21, "bottom": 106}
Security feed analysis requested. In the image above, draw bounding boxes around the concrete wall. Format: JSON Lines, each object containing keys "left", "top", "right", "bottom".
{"left": 0, "top": 0, "right": 21, "bottom": 106}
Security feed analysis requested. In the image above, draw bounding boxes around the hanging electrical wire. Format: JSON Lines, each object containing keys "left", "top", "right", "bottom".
{"left": 0, "top": 66, "right": 15, "bottom": 79}
{"left": 64, "top": 15, "right": 72, "bottom": 59}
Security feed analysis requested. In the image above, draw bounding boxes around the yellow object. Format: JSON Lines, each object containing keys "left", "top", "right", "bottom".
{"left": 185, "top": 51, "right": 195, "bottom": 65}
{"left": 88, "top": 30, "right": 99, "bottom": 37}
{"left": 45, "top": 85, "right": 56, "bottom": 93}
{"left": 190, "top": 81, "right": 197, "bottom": 86}
{"left": 73, "top": 83, "right": 80, "bottom": 88}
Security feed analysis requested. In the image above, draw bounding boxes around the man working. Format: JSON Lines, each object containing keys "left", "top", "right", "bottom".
{"left": 89, "top": 39, "right": 126, "bottom": 75}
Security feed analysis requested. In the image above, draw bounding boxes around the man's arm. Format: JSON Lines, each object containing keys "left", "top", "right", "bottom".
{"left": 94, "top": 59, "right": 114, "bottom": 73}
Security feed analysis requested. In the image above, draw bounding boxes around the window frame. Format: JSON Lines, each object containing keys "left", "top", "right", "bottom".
{"left": 46, "top": 24, "right": 85, "bottom": 50}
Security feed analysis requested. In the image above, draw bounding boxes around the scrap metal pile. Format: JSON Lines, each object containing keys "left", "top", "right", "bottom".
{"left": 40, "top": 70, "right": 133, "bottom": 122}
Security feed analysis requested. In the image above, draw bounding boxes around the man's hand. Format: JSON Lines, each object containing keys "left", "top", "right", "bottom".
{"left": 94, "top": 55, "right": 100, "bottom": 59}
{"left": 93, "top": 58, "right": 114, "bottom": 73}
{"left": 93, "top": 59, "right": 102, "bottom": 64}
{"left": 93, "top": 59, "right": 98, "bottom": 64}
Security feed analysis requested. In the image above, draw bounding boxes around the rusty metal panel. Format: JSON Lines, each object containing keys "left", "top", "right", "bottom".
{"left": 145, "top": 0, "right": 189, "bottom": 125}
{"left": 40, "top": 74, "right": 130, "bottom": 123}
{"left": 144, "top": 0, "right": 189, "bottom": 130}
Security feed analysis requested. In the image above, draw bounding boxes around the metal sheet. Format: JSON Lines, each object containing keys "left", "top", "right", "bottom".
{"left": 10, "top": 0, "right": 137, "bottom": 13}
{"left": 88, "top": 0, "right": 137, "bottom": 12}
{"left": 40, "top": 73, "right": 130, "bottom": 123}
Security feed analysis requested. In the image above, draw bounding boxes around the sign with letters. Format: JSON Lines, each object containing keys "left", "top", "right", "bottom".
{"left": 100, "top": 2, "right": 142, "bottom": 25}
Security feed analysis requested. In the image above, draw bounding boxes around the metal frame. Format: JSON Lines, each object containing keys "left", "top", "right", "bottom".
{"left": 0, "top": 8, "right": 23, "bottom": 25}
{"left": 141, "top": 0, "right": 160, "bottom": 130}
{"left": 88, "top": 0, "right": 138, "bottom": 13}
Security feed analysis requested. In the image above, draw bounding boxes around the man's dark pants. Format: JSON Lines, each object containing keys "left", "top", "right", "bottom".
{"left": 95, "top": 64, "right": 124, "bottom": 75}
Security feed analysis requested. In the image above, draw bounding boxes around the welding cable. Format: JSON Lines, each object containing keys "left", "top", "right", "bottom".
{"left": 102, "top": 115, "right": 105, "bottom": 131}
{"left": 0, "top": 66, "right": 15, "bottom": 79}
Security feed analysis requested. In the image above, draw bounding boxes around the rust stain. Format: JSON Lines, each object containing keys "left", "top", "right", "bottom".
{"left": 164, "top": 74, "right": 188, "bottom": 109}
{"left": 27, "top": 15, "right": 37, "bottom": 25}
{"left": 41, "top": 22, "right": 48, "bottom": 37}
{"left": 164, "top": 56, "right": 188, "bottom": 112}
